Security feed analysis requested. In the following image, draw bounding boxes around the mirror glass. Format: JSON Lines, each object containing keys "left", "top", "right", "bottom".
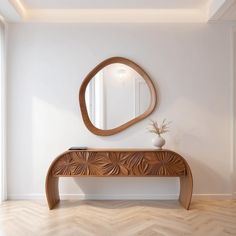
{"left": 85, "top": 63, "right": 151, "bottom": 130}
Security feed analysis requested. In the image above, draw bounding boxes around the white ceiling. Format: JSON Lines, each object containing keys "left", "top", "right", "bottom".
{"left": 21, "top": 0, "right": 208, "bottom": 10}
{"left": 0, "top": 0, "right": 235, "bottom": 23}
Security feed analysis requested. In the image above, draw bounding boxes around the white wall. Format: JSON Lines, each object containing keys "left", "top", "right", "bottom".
{"left": 234, "top": 30, "right": 236, "bottom": 196}
{"left": 7, "top": 23, "right": 233, "bottom": 199}
{"left": 0, "top": 20, "right": 7, "bottom": 202}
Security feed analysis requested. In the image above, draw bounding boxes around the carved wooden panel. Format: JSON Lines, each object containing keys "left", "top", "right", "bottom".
{"left": 52, "top": 151, "right": 186, "bottom": 177}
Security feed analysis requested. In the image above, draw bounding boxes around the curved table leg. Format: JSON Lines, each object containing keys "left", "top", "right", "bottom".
{"left": 45, "top": 173, "right": 60, "bottom": 210}
{"left": 179, "top": 162, "right": 193, "bottom": 210}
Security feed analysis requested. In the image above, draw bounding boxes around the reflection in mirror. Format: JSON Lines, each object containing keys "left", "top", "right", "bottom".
{"left": 85, "top": 63, "right": 151, "bottom": 130}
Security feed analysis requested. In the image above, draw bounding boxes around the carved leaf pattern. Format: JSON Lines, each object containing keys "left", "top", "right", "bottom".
{"left": 52, "top": 151, "right": 186, "bottom": 176}
{"left": 100, "top": 152, "right": 129, "bottom": 175}
{"left": 124, "top": 152, "right": 149, "bottom": 175}
{"left": 71, "top": 152, "right": 103, "bottom": 175}
{"left": 158, "top": 152, "right": 186, "bottom": 175}
{"left": 53, "top": 154, "right": 75, "bottom": 175}
{"left": 144, "top": 152, "right": 186, "bottom": 176}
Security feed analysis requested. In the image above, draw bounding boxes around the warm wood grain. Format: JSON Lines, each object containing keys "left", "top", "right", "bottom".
{"left": 79, "top": 57, "right": 157, "bottom": 136}
{"left": 46, "top": 149, "right": 193, "bottom": 210}
{"left": 179, "top": 160, "right": 193, "bottom": 210}
{"left": 51, "top": 150, "right": 186, "bottom": 176}
{"left": 45, "top": 158, "right": 60, "bottom": 210}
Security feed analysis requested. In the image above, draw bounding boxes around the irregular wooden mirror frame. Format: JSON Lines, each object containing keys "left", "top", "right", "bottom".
{"left": 79, "top": 57, "right": 157, "bottom": 136}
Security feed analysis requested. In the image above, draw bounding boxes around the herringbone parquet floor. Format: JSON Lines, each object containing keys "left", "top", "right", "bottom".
{"left": 0, "top": 199, "right": 235, "bottom": 236}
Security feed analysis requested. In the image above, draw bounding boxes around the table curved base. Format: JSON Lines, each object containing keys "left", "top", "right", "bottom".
{"left": 46, "top": 149, "right": 193, "bottom": 210}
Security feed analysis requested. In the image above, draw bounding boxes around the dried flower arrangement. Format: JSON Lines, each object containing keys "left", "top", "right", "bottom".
{"left": 148, "top": 119, "right": 171, "bottom": 136}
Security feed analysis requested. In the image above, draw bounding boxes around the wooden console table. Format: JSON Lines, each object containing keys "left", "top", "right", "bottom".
{"left": 46, "top": 149, "right": 193, "bottom": 210}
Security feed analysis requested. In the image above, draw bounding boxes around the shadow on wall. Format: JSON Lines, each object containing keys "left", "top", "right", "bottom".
{"left": 73, "top": 177, "right": 179, "bottom": 198}
{"left": 70, "top": 155, "right": 226, "bottom": 197}
{"left": 59, "top": 154, "right": 227, "bottom": 200}
{"left": 183, "top": 154, "right": 228, "bottom": 194}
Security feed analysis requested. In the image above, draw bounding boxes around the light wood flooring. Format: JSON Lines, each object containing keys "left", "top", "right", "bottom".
{"left": 0, "top": 199, "right": 235, "bottom": 236}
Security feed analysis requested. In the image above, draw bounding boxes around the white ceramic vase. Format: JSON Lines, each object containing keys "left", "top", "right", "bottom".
{"left": 152, "top": 135, "right": 166, "bottom": 149}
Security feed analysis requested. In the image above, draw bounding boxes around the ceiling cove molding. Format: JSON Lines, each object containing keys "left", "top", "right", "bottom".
{"left": 24, "top": 9, "right": 205, "bottom": 23}
{"left": 2, "top": 0, "right": 206, "bottom": 23}
{"left": 207, "top": 0, "right": 235, "bottom": 21}
{"left": 0, "top": 0, "right": 22, "bottom": 21}
{"left": 2, "top": 0, "right": 235, "bottom": 23}
{"left": 9, "top": 0, "right": 26, "bottom": 18}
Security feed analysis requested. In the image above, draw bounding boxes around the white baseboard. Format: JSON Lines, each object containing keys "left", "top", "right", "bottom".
{"left": 59, "top": 194, "right": 180, "bottom": 200}
{"left": 7, "top": 193, "right": 234, "bottom": 201}
{"left": 192, "top": 194, "right": 233, "bottom": 200}
{"left": 7, "top": 193, "right": 179, "bottom": 200}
